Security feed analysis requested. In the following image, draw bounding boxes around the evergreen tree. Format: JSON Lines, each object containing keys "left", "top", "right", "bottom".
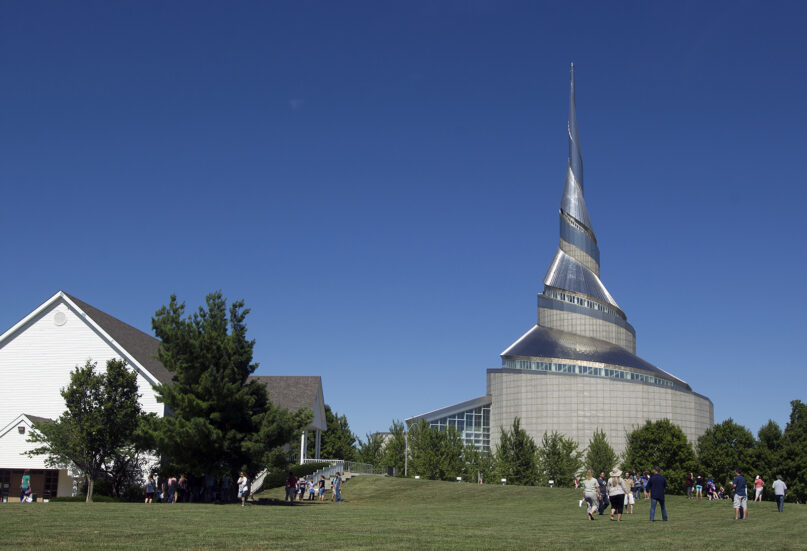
{"left": 146, "top": 292, "right": 306, "bottom": 480}
{"left": 495, "top": 417, "right": 540, "bottom": 486}
{"left": 317, "top": 405, "right": 356, "bottom": 461}
{"left": 623, "top": 419, "right": 697, "bottom": 494}
{"left": 696, "top": 419, "right": 756, "bottom": 487}
{"left": 407, "top": 419, "right": 464, "bottom": 480}
{"left": 781, "top": 400, "right": 807, "bottom": 502}
{"left": 537, "top": 431, "right": 583, "bottom": 487}
{"left": 753, "top": 420, "right": 783, "bottom": 500}
{"left": 585, "top": 428, "right": 617, "bottom": 477}
{"left": 462, "top": 445, "right": 496, "bottom": 484}
{"left": 381, "top": 420, "right": 407, "bottom": 475}
{"left": 27, "top": 359, "right": 143, "bottom": 502}
{"left": 355, "top": 433, "right": 385, "bottom": 467}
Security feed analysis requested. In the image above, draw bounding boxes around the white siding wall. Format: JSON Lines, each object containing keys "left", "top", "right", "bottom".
{"left": 0, "top": 417, "right": 50, "bottom": 469}
{"left": 0, "top": 297, "right": 165, "bottom": 482}
{"left": 0, "top": 298, "right": 164, "bottom": 428}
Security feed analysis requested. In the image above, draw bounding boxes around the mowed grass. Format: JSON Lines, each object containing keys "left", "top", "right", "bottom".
{"left": 1, "top": 476, "right": 805, "bottom": 551}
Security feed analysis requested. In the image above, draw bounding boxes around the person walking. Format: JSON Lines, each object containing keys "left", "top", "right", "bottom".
{"left": 19, "top": 470, "right": 31, "bottom": 503}
{"left": 167, "top": 475, "right": 177, "bottom": 503}
{"left": 596, "top": 472, "right": 609, "bottom": 515}
{"left": 624, "top": 473, "right": 635, "bottom": 514}
{"left": 333, "top": 472, "right": 343, "bottom": 502}
{"left": 284, "top": 472, "right": 297, "bottom": 502}
{"left": 237, "top": 472, "right": 249, "bottom": 507}
{"left": 607, "top": 469, "right": 629, "bottom": 522}
{"left": 646, "top": 466, "right": 668, "bottom": 521}
{"left": 580, "top": 469, "right": 600, "bottom": 521}
{"left": 318, "top": 475, "right": 326, "bottom": 502}
{"left": 772, "top": 475, "right": 787, "bottom": 512}
{"left": 753, "top": 475, "right": 764, "bottom": 502}
{"left": 686, "top": 473, "right": 694, "bottom": 499}
{"left": 177, "top": 475, "right": 188, "bottom": 503}
{"left": 732, "top": 468, "right": 749, "bottom": 520}
{"left": 144, "top": 475, "right": 156, "bottom": 504}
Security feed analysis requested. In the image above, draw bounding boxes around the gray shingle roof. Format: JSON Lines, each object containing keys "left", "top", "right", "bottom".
{"left": 24, "top": 414, "right": 55, "bottom": 425}
{"left": 248, "top": 375, "right": 321, "bottom": 412}
{"left": 65, "top": 293, "right": 173, "bottom": 385}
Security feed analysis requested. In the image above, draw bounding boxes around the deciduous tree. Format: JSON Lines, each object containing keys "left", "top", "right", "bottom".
{"left": 623, "top": 419, "right": 697, "bottom": 494}
{"left": 27, "top": 359, "right": 143, "bottom": 502}
{"left": 696, "top": 419, "right": 756, "bottom": 487}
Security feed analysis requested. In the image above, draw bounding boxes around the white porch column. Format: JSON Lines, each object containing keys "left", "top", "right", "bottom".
{"left": 299, "top": 430, "right": 308, "bottom": 465}
{"left": 315, "top": 430, "right": 321, "bottom": 459}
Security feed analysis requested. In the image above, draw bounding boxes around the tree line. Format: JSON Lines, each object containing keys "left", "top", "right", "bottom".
{"left": 355, "top": 405, "right": 807, "bottom": 504}
{"left": 26, "top": 292, "right": 807, "bottom": 504}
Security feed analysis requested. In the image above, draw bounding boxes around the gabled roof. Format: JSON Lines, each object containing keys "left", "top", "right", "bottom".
{"left": 248, "top": 375, "right": 321, "bottom": 413}
{"left": 63, "top": 293, "right": 172, "bottom": 385}
{"left": 0, "top": 291, "right": 172, "bottom": 386}
{"left": 0, "top": 413, "right": 55, "bottom": 440}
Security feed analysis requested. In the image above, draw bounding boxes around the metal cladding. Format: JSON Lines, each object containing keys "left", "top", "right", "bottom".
{"left": 500, "top": 325, "right": 691, "bottom": 391}
{"left": 503, "top": 63, "right": 683, "bottom": 386}
{"left": 544, "top": 249, "right": 619, "bottom": 308}
{"left": 544, "top": 63, "right": 611, "bottom": 308}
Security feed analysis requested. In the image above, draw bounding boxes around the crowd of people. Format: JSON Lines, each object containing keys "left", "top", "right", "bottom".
{"left": 284, "top": 471, "right": 343, "bottom": 503}
{"left": 141, "top": 472, "right": 240, "bottom": 504}
{"left": 579, "top": 466, "right": 668, "bottom": 522}
{"left": 140, "top": 469, "right": 347, "bottom": 506}
{"left": 578, "top": 467, "right": 790, "bottom": 522}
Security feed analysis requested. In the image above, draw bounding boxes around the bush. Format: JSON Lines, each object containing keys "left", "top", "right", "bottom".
{"left": 263, "top": 462, "right": 331, "bottom": 489}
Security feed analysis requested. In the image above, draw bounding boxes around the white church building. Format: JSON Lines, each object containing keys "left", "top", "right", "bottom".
{"left": 0, "top": 291, "right": 326, "bottom": 500}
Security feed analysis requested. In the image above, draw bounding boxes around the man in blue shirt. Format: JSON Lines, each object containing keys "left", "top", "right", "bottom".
{"left": 732, "top": 468, "right": 748, "bottom": 520}
{"left": 646, "top": 466, "right": 667, "bottom": 521}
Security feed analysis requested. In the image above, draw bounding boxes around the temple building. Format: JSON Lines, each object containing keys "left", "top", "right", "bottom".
{"left": 408, "top": 65, "right": 713, "bottom": 455}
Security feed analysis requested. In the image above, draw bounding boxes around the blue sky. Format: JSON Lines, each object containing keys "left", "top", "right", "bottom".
{"left": 2, "top": 1, "right": 805, "bottom": 443}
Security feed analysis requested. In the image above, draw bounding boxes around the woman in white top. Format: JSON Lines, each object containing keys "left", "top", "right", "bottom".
{"left": 606, "top": 468, "right": 629, "bottom": 522}
{"left": 580, "top": 469, "right": 600, "bottom": 521}
{"left": 237, "top": 472, "right": 249, "bottom": 507}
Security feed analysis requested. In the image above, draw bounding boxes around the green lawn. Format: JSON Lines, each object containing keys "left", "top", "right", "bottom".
{"left": 1, "top": 476, "right": 804, "bottom": 550}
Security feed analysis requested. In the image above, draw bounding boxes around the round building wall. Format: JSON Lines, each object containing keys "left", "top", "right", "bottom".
{"left": 486, "top": 369, "right": 713, "bottom": 459}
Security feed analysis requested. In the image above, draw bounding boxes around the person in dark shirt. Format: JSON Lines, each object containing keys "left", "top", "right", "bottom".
{"left": 646, "top": 466, "right": 668, "bottom": 521}
{"left": 596, "top": 472, "right": 609, "bottom": 515}
{"left": 284, "top": 472, "right": 297, "bottom": 502}
{"left": 732, "top": 468, "right": 749, "bottom": 520}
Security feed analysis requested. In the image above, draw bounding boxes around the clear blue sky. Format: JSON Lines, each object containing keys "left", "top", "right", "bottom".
{"left": 2, "top": 1, "right": 805, "bottom": 442}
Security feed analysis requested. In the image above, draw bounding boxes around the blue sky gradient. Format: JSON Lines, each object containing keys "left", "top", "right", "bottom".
{"left": 2, "top": 1, "right": 805, "bottom": 442}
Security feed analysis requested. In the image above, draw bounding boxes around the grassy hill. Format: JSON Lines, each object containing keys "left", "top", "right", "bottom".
{"left": 2, "top": 475, "right": 805, "bottom": 550}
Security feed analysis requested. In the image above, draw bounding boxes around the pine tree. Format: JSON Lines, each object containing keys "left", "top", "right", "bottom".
{"left": 381, "top": 420, "right": 407, "bottom": 475}
{"left": 495, "top": 417, "right": 540, "bottom": 486}
{"left": 781, "top": 400, "right": 807, "bottom": 502}
{"left": 146, "top": 292, "right": 307, "bottom": 480}
{"left": 585, "top": 428, "right": 617, "bottom": 476}
{"left": 537, "top": 430, "right": 582, "bottom": 487}
{"left": 316, "top": 405, "right": 356, "bottom": 461}
{"left": 355, "top": 433, "right": 385, "bottom": 467}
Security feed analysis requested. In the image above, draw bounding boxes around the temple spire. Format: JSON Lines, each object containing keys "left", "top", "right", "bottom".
{"left": 560, "top": 62, "right": 592, "bottom": 231}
